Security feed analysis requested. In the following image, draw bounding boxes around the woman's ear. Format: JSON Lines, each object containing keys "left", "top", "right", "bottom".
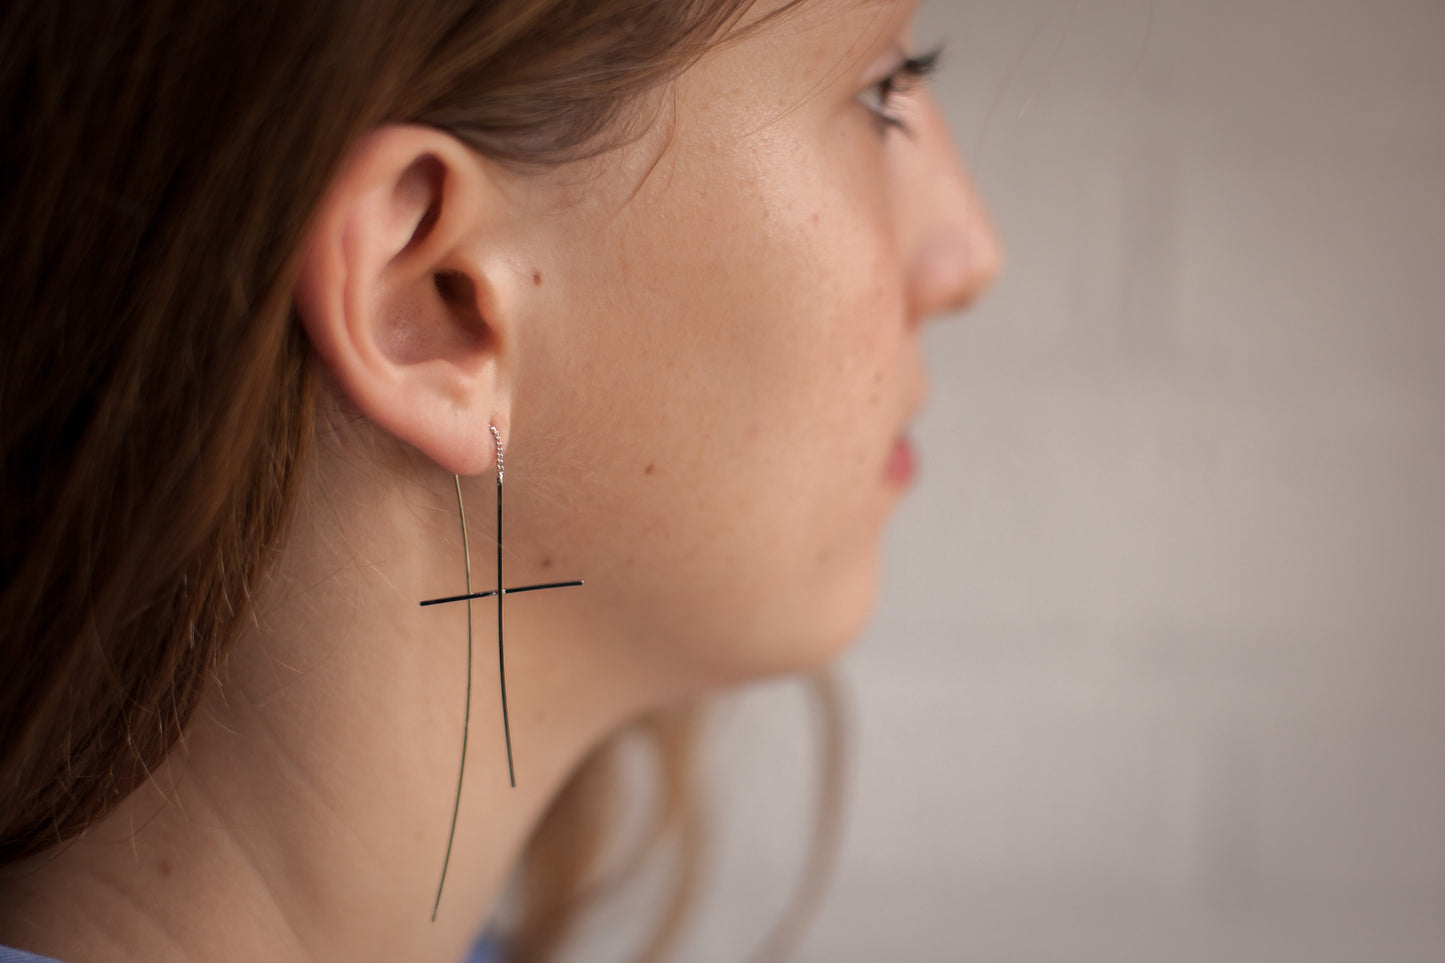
{"left": 295, "top": 125, "right": 516, "bottom": 476}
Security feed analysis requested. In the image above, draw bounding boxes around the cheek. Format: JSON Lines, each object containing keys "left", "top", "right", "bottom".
{"left": 582, "top": 150, "right": 903, "bottom": 446}
{"left": 523, "top": 129, "right": 910, "bottom": 669}
{"left": 719, "top": 142, "right": 909, "bottom": 498}
{"left": 674, "top": 139, "right": 901, "bottom": 407}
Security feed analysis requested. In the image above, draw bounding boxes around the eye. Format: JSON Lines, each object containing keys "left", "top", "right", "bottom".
{"left": 857, "top": 47, "right": 944, "bottom": 136}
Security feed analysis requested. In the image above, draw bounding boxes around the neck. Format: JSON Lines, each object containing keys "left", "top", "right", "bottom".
{"left": 0, "top": 445, "right": 657, "bottom": 962}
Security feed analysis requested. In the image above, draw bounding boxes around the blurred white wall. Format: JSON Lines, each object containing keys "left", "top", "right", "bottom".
{"left": 572, "top": 1, "right": 1445, "bottom": 960}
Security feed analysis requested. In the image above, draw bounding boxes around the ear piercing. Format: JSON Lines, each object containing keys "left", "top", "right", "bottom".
{"left": 419, "top": 425, "right": 583, "bottom": 920}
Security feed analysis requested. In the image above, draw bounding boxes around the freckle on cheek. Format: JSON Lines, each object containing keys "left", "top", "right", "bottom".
{"left": 644, "top": 464, "right": 656, "bottom": 475}
{"left": 532, "top": 270, "right": 543, "bottom": 286}
{"left": 159, "top": 859, "right": 173, "bottom": 878}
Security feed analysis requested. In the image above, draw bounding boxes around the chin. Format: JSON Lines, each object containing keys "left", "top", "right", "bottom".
{"left": 734, "top": 550, "right": 883, "bottom": 681}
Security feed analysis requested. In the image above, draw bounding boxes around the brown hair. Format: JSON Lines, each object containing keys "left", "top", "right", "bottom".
{"left": 0, "top": 0, "right": 841, "bottom": 959}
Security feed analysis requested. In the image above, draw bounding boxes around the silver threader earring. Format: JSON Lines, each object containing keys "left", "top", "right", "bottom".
{"left": 419, "top": 424, "right": 583, "bottom": 920}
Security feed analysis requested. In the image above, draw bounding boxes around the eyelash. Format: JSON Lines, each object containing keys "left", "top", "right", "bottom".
{"left": 860, "top": 47, "right": 944, "bottom": 136}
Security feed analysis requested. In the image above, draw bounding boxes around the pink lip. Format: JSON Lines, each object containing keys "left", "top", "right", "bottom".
{"left": 885, "top": 434, "right": 917, "bottom": 485}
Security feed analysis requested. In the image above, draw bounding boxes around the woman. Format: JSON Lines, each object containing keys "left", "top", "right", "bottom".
{"left": 0, "top": 0, "right": 998, "bottom": 959}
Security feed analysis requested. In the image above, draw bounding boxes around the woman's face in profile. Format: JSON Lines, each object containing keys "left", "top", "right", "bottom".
{"left": 509, "top": 0, "right": 998, "bottom": 680}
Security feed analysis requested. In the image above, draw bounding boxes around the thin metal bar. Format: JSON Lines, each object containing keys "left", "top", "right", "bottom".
{"left": 418, "top": 580, "right": 584, "bottom": 608}
{"left": 497, "top": 470, "right": 515, "bottom": 788}
{"left": 431, "top": 475, "right": 473, "bottom": 922}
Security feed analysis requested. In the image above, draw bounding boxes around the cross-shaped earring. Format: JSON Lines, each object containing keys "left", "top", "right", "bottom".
{"left": 419, "top": 425, "right": 583, "bottom": 920}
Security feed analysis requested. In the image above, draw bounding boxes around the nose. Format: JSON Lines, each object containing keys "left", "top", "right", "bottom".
{"left": 903, "top": 95, "right": 1002, "bottom": 324}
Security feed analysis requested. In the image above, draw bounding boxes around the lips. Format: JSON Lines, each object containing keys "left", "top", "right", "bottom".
{"left": 885, "top": 378, "right": 928, "bottom": 486}
{"left": 885, "top": 434, "right": 916, "bottom": 485}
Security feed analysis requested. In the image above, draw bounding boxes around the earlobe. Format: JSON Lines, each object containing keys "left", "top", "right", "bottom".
{"left": 294, "top": 125, "right": 515, "bottom": 476}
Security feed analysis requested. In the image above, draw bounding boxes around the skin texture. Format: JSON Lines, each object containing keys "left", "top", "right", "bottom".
{"left": 0, "top": 0, "right": 998, "bottom": 959}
